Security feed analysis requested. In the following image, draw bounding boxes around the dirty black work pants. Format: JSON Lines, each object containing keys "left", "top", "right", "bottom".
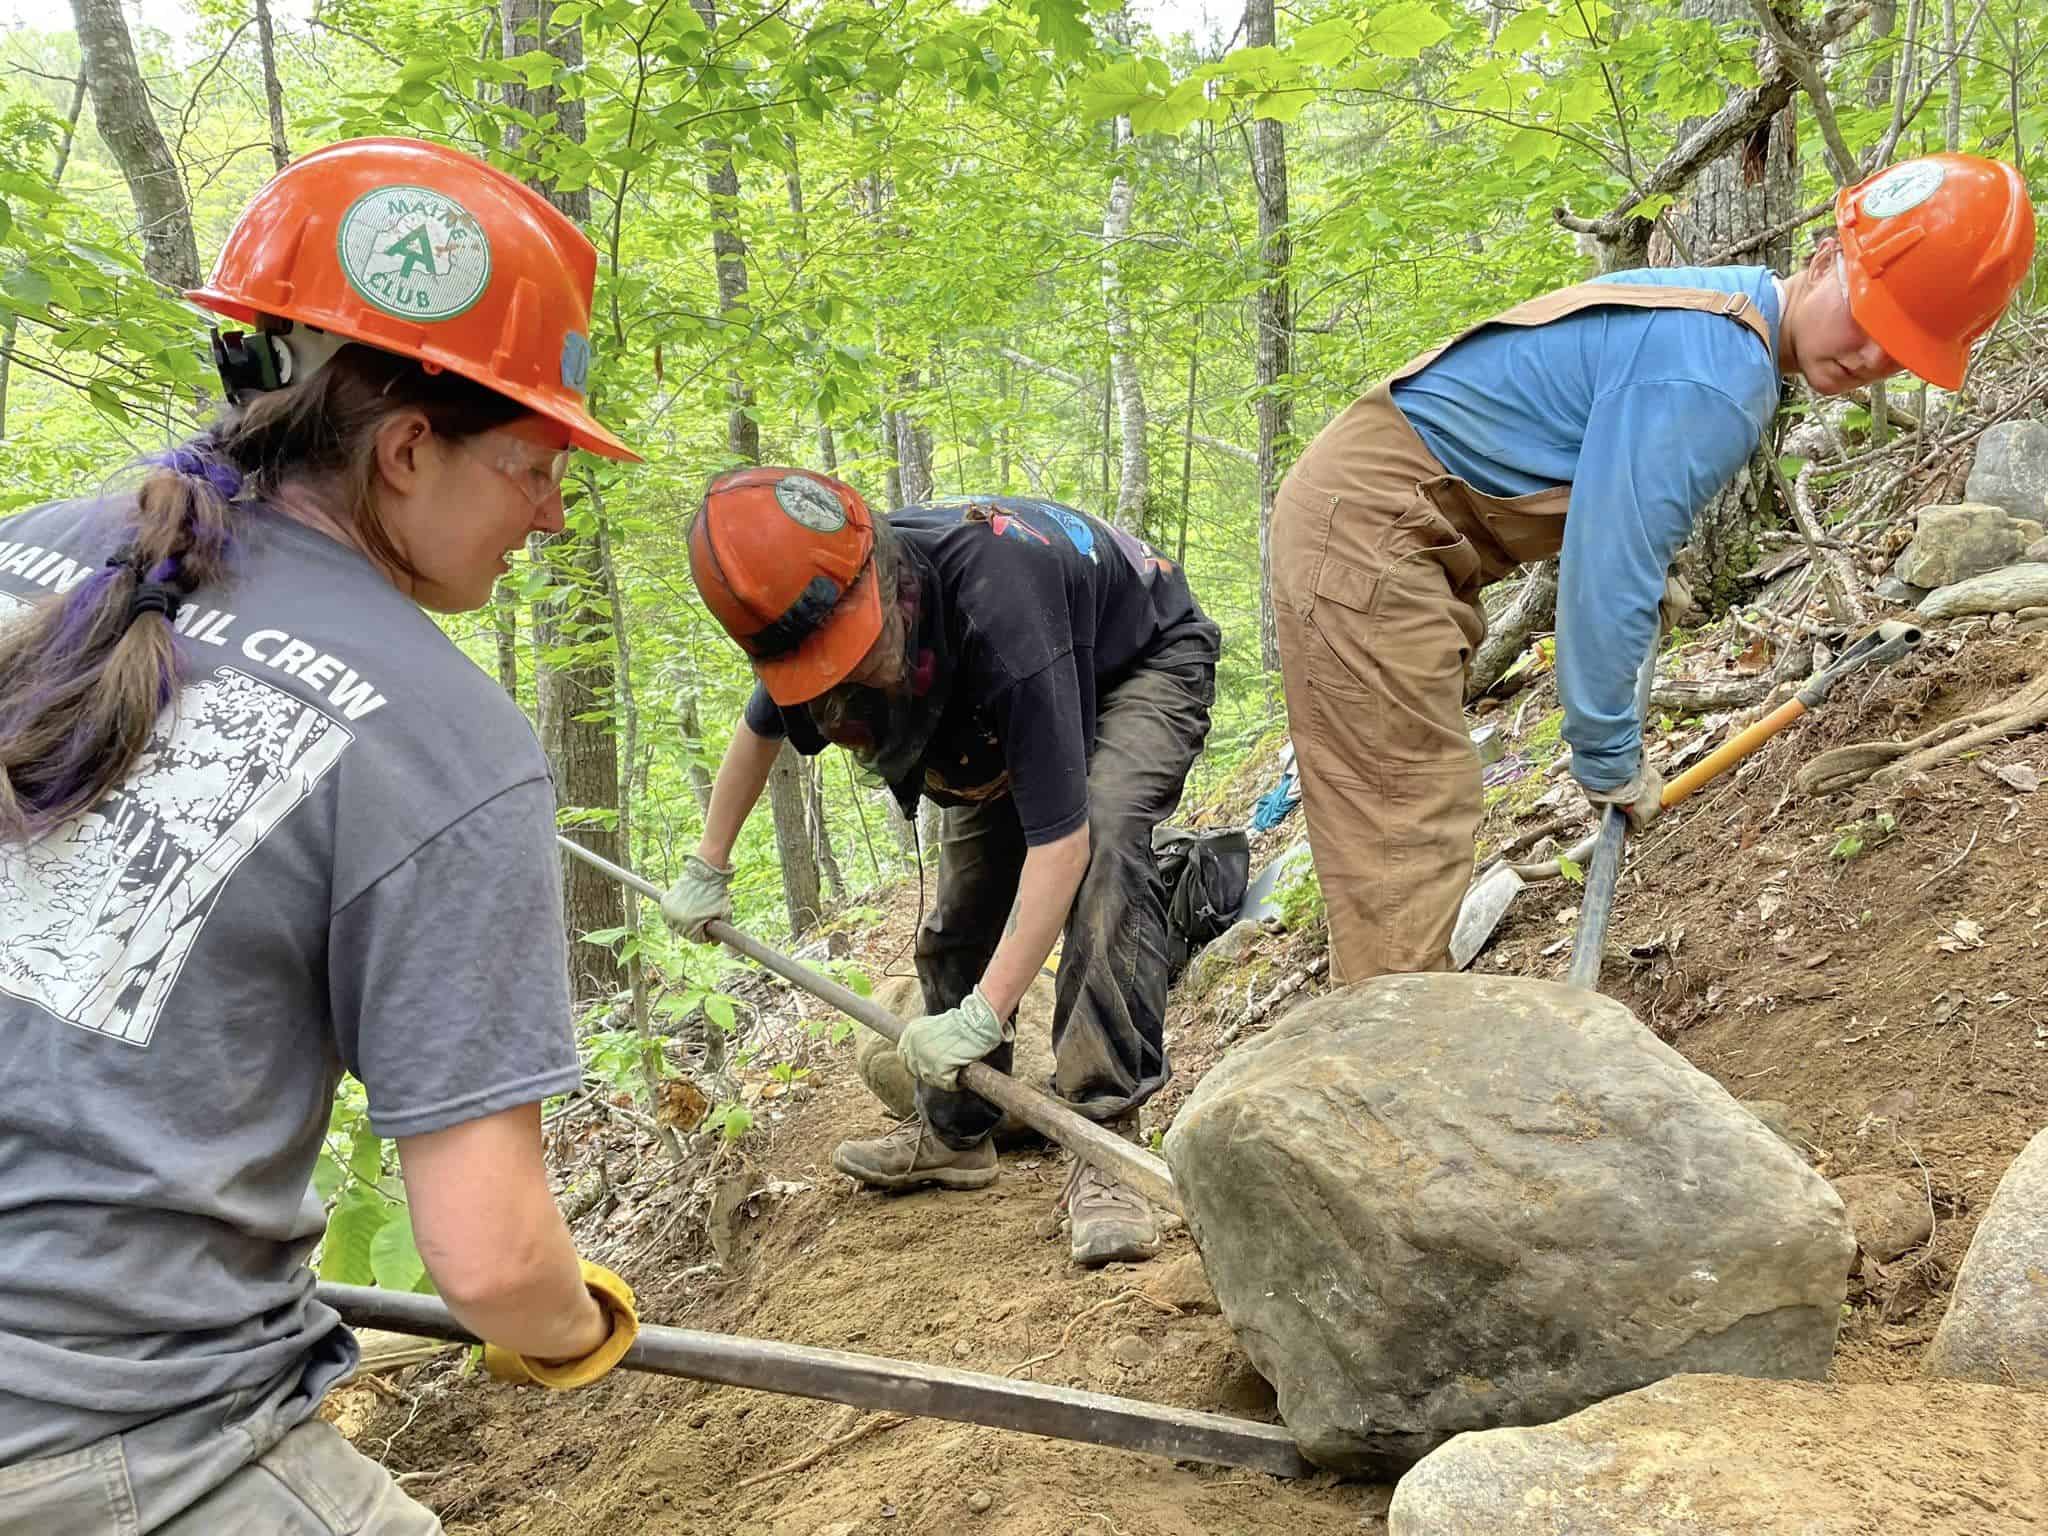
{"left": 916, "top": 623, "right": 1218, "bottom": 1149}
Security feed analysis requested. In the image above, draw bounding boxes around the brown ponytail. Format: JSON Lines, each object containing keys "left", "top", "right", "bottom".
{"left": 0, "top": 343, "right": 527, "bottom": 841}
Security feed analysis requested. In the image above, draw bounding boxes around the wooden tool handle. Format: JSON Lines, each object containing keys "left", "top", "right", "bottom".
{"left": 1662, "top": 697, "right": 1806, "bottom": 809}
{"left": 557, "top": 838, "right": 1181, "bottom": 1214}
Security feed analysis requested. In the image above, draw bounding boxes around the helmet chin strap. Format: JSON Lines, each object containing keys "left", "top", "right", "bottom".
{"left": 207, "top": 318, "right": 355, "bottom": 401}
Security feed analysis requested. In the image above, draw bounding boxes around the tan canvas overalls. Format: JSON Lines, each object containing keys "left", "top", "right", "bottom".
{"left": 1272, "top": 282, "right": 1774, "bottom": 983}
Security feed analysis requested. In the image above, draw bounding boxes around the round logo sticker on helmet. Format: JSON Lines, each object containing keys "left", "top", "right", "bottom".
{"left": 774, "top": 474, "right": 848, "bottom": 533}
{"left": 1861, "top": 160, "right": 1947, "bottom": 220}
{"left": 336, "top": 184, "right": 493, "bottom": 322}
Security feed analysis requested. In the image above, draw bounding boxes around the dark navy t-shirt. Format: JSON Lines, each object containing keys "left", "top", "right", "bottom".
{"left": 746, "top": 498, "right": 1206, "bottom": 844}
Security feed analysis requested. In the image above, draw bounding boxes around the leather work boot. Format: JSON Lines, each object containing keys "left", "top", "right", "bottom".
{"left": 1062, "top": 1133, "right": 1160, "bottom": 1268}
{"left": 832, "top": 1117, "right": 998, "bottom": 1192}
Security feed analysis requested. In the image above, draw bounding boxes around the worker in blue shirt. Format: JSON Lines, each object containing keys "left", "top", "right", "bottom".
{"left": 1271, "top": 153, "right": 2035, "bottom": 982}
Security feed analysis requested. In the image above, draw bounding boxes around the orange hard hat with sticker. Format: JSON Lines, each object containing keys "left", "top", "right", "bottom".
{"left": 1836, "top": 154, "right": 2036, "bottom": 390}
{"left": 188, "top": 136, "right": 637, "bottom": 461}
{"left": 690, "top": 468, "right": 884, "bottom": 706}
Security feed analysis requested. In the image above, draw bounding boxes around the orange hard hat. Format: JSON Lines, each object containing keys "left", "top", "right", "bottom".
{"left": 1836, "top": 153, "right": 2036, "bottom": 391}
{"left": 188, "top": 136, "right": 637, "bottom": 461}
{"left": 690, "top": 468, "right": 884, "bottom": 706}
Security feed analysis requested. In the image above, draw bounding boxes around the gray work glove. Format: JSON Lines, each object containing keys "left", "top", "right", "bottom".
{"left": 897, "top": 987, "right": 1010, "bottom": 1091}
{"left": 659, "top": 854, "right": 733, "bottom": 943}
{"left": 1581, "top": 762, "right": 1665, "bottom": 833}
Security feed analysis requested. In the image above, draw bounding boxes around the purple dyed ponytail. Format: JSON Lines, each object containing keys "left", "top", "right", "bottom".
{"left": 0, "top": 342, "right": 527, "bottom": 841}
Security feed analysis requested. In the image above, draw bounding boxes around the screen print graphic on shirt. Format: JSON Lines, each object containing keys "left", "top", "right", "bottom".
{"left": 0, "top": 593, "right": 353, "bottom": 1046}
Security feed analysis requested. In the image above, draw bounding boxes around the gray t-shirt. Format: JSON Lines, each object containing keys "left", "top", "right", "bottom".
{"left": 0, "top": 497, "right": 582, "bottom": 1466}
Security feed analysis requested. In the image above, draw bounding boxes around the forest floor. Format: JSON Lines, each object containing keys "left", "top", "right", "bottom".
{"left": 339, "top": 616, "right": 2048, "bottom": 1535}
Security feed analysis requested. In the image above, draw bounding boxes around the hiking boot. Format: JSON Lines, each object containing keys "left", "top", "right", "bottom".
{"left": 1062, "top": 1157, "right": 1160, "bottom": 1267}
{"left": 832, "top": 1117, "right": 998, "bottom": 1192}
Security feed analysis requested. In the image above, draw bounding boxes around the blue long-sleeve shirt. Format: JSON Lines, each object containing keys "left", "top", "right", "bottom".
{"left": 1391, "top": 266, "right": 1783, "bottom": 789}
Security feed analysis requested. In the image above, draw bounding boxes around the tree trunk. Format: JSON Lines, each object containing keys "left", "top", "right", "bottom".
{"left": 767, "top": 744, "right": 823, "bottom": 936}
{"left": 1943, "top": 0, "right": 1960, "bottom": 150}
{"left": 1467, "top": 560, "right": 1559, "bottom": 701}
{"left": 883, "top": 411, "right": 904, "bottom": 509}
{"left": 675, "top": 683, "right": 715, "bottom": 815}
{"left": 501, "top": 0, "right": 623, "bottom": 1002}
{"left": 894, "top": 387, "right": 934, "bottom": 505}
{"left": 699, "top": 52, "right": 757, "bottom": 463}
{"left": 69, "top": 0, "right": 200, "bottom": 290}
{"left": 808, "top": 762, "right": 845, "bottom": 901}
{"left": 493, "top": 580, "right": 518, "bottom": 698}
{"left": 0, "top": 70, "right": 86, "bottom": 440}
{"left": 885, "top": 795, "right": 918, "bottom": 857}
{"left": 696, "top": 27, "right": 817, "bottom": 929}
{"left": 782, "top": 139, "right": 839, "bottom": 474}
{"left": 1654, "top": 0, "right": 1800, "bottom": 612}
{"left": 1247, "top": 0, "right": 1291, "bottom": 673}
{"left": 253, "top": 0, "right": 290, "bottom": 171}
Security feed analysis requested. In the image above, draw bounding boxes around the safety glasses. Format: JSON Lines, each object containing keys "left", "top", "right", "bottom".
{"left": 460, "top": 432, "right": 575, "bottom": 509}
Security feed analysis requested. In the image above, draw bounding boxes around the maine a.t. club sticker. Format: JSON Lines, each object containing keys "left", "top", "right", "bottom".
{"left": 1862, "top": 161, "right": 1945, "bottom": 219}
{"left": 775, "top": 474, "right": 847, "bottom": 532}
{"left": 337, "top": 185, "right": 493, "bottom": 322}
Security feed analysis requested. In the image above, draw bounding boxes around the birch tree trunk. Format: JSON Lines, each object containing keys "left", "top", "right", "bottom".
{"left": 1102, "top": 108, "right": 1148, "bottom": 532}
{"left": 1247, "top": 0, "right": 1291, "bottom": 672}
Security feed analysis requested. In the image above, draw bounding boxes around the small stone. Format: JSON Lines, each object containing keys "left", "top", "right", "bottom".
{"left": 1108, "top": 1333, "right": 1153, "bottom": 1369}
{"left": 953, "top": 1338, "right": 973, "bottom": 1358}
{"left": 1992, "top": 611, "right": 2017, "bottom": 633}
{"left": 1139, "top": 1252, "right": 1221, "bottom": 1314}
{"left": 1831, "top": 1173, "right": 1934, "bottom": 1266}
{"left": 2028, "top": 539, "right": 2048, "bottom": 564}
{"left": 966, "top": 1491, "right": 993, "bottom": 1515}
{"left": 1893, "top": 502, "right": 2044, "bottom": 588}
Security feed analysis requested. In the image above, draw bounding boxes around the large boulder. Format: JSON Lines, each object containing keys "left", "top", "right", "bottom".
{"left": 855, "top": 974, "right": 1057, "bottom": 1146}
{"left": 1165, "top": 973, "right": 1854, "bottom": 1474}
{"left": 1965, "top": 419, "right": 2048, "bottom": 521}
{"left": 1892, "top": 502, "right": 2045, "bottom": 588}
{"left": 1924, "top": 1125, "right": 2048, "bottom": 1389}
{"left": 1388, "top": 1373, "right": 2048, "bottom": 1534}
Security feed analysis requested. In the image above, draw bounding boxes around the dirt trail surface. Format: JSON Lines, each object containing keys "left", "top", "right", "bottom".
{"left": 343, "top": 627, "right": 2048, "bottom": 1532}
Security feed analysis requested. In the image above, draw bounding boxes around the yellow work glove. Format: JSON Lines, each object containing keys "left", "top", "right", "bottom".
{"left": 481, "top": 1261, "right": 639, "bottom": 1390}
